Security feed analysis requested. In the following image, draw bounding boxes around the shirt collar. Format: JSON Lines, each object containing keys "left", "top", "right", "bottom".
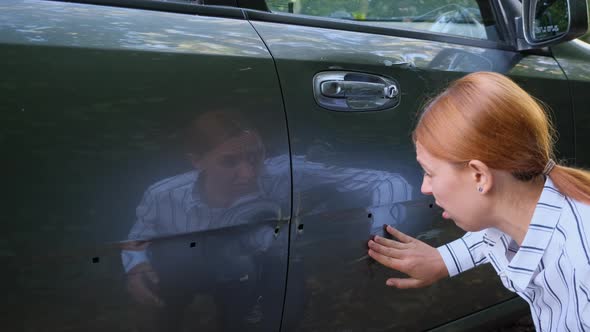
{"left": 487, "top": 176, "right": 565, "bottom": 291}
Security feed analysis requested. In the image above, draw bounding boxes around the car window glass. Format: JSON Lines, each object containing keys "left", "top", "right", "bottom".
{"left": 265, "top": 0, "right": 499, "bottom": 41}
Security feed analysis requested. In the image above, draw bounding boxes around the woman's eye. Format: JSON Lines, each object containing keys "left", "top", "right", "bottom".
{"left": 219, "top": 156, "right": 239, "bottom": 168}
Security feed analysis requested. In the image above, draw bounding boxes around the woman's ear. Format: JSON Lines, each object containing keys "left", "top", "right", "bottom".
{"left": 467, "top": 160, "right": 493, "bottom": 194}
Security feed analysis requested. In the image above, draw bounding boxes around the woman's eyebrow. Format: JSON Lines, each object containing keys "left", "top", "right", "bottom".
{"left": 416, "top": 157, "right": 426, "bottom": 168}
{"left": 416, "top": 159, "right": 432, "bottom": 173}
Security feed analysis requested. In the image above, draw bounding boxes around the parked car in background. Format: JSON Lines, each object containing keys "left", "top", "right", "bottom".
{"left": 1, "top": 0, "right": 588, "bottom": 331}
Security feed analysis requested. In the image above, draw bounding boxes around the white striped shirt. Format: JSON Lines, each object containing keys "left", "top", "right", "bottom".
{"left": 438, "top": 177, "right": 590, "bottom": 331}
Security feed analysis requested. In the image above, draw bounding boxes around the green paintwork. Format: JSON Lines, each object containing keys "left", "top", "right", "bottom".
{"left": 1, "top": 0, "right": 290, "bottom": 331}
{"left": 1, "top": 0, "right": 587, "bottom": 331}
{"left": 427, "top": 297, "right": 530, "bottom": 331}
{"left": 551, "top": 40, "right": 590, "bottom": 167}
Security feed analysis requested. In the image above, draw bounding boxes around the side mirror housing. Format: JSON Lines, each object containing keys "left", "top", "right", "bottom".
{"left": 519, "top": 0, "right": 588, "bottom": 50}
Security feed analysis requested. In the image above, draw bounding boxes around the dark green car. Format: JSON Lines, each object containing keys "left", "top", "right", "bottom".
{"left": 1, "top": 0, "right": 588, "bottom": 331}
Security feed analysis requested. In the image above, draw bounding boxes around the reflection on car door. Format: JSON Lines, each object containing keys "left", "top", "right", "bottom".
{"left": 0, "top": 1, "right": 290, "bottom": 331}
{"left": 251, "top": 12, "right": 573, "bottom": 332}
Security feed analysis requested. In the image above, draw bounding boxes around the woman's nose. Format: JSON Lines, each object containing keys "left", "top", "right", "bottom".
{"left": 237, "top": 160, "right": 256, "bottom": 180}
{"left": 421, "top": 177, "right": 432, "bottom": 195}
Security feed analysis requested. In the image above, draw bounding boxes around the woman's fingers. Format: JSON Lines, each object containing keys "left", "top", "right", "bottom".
{"left": 386, "top": 277, "right": 423, "bottom": 289}
{"left": 368, "top": 240, "right": 405, "bottom": 259}
{"left": 373, "top": 235, "right": 408, "bottom": 249}
{"left": 385, "top": 225, "right": 413, "bottom": 243}
{"left": 127, "top": 275, "right": 164, "bottom": 307}
{"left": 368, "top": 227, "right": 448, "bottom": 289}
{"left": 368, "top": 248, "right": 405, "bottom": 271}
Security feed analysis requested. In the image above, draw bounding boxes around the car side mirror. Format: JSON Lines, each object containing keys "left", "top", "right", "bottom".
{"left": 521, "top": 0, "right": 588, "bottom": 48}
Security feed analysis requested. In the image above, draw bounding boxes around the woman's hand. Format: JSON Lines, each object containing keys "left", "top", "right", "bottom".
{"left": 126, "top": 262, "right": 165, "bottom": 307}
{"left": 368, "top": 225, "right": 449, "bottom": 289}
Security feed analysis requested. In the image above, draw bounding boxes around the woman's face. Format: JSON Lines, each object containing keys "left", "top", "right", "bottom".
{"left": 416, "top": 142, "right": 489, "bottom": 232}
{"left": 194, "top": 130, "right": 265, "bottom": 206}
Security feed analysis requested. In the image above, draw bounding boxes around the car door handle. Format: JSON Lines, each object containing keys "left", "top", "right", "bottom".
{"left": 313, "top": 71, "right": 400, "bottom": 112}
{"left": 320, "top": 81, "right": 399, "bottom": 99}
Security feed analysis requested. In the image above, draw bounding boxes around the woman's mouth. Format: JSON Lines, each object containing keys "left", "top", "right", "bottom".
{"left": 434, "top": 202, "right": 450, "bottom": 219}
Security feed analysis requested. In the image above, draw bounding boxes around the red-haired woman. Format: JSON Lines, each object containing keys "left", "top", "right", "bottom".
{"left": 368, "top": 72, "right": 590, "bottom": 331}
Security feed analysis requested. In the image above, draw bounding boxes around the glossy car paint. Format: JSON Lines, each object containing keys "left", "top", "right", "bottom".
{"left": 1, "top": 0, "right": 291, "bottom": 330}
{"left": 251, "top": 20, "right": 573, "bottom": 331}
{"left": 551, "top": 40, "right": 590, "bottom": 168}
{"left": 0, "top": 0, "right": 585, "bottom": 331}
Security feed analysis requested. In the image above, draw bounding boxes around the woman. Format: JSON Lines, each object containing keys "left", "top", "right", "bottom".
{"left": 368, "top": 72, "right": 590, "bottom": 331}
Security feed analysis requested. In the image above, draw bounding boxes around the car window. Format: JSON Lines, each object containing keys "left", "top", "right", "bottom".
{"left": 265, "top": 0, "right": 499, "bottom": 41}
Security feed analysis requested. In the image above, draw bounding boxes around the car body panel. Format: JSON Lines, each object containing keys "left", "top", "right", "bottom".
{"left": 251, "top": 20, "right": 573, "bottom": 331}
{"left": 1, "top": 0, "right": 290, "bottom": 331}
{"left": 551, "top": 40, "right": 590, "bottom": 168}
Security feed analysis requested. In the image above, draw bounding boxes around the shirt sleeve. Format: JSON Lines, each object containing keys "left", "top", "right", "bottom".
{"left": 576, "top": 263, "right": 590, "bottom": 329}
{"left": 121, "top": 189, "right": 159, "bottom": 273}
{"left": 292, "top": 156, "right": 412, "bottom": 203}
{"left": 437, "top": 230, "right": 489, "bottom": 277}
{"left": 121, "top": 249, "right": 149, "bottom": 273}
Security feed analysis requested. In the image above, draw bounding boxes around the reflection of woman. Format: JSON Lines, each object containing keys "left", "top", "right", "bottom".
{"left": 368, "top": 72, "right": 590, "bottom": 331}
{"left": 122, "top": 111, "right": 277, "bottom": 331}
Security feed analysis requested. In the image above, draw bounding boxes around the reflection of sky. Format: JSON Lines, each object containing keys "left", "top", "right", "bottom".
{"left": 1, "top": 0, "right": 269, "bottom": 57}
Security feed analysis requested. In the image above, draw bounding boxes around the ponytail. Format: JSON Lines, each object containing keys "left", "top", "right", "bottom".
{"left": 549, "top": 165, "right": 590, "bottom": 204}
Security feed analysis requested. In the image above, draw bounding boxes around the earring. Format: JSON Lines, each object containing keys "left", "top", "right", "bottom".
{"left": 477, "top": 187, "right": 483, "bottom": 193}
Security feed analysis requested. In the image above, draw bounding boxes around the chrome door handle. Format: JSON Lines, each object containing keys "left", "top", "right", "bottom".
{"left": 320, "top": 81, "right": 399, "bottom": 99}
{"left": 313, "top": 71, "right": 400, "bottom": 112}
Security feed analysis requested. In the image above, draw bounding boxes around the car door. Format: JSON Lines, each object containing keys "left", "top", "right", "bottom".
{"left": 243, "top": 0, "right": 574, "bottom": 330}
{"left": 0, "top": 1, "right": 290, "bottom": 331}
{"left": 551, "top": 40, "right": 590, "bottom": 169}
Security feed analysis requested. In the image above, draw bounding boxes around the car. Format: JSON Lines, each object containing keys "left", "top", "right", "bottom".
{"left": 1, "top": 0, "right": 588, "bottom": 331}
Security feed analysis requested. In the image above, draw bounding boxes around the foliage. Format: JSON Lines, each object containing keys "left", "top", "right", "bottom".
{"left": 267, "top": 0, "right": 590, "bottom": 42}
{"left": 582, "top": 1, "right": 590, "bottom": 43}
{"left": 266, "top": 0, "right": 478, "bottom": 18}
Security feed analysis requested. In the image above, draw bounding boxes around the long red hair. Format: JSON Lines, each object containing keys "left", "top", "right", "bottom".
{"left": 413, "top": 71, "right": 590, "bottom": 204}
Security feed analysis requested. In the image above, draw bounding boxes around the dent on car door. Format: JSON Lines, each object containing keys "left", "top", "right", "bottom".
{"left": 250, "top": 1, "right": 573, "bottom": 331}
{"left": 1, "top": 0, "right": 290, "bottom": 331}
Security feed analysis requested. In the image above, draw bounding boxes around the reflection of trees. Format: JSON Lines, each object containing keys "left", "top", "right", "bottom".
{"left": 1, "top": 0, "right": 267, "bottom": 56}
{"left": 553, "top": 40, "right": 590, "bottom": 81}
{"left": 265, "top": 0, "right": 486, "bottom": 39}
{"left": 258, "top": 21, "right": 499, "bottom": 70}
{"left": 533, "top": 0, "right": 569, "bottom": 39}
{"left": 267, "top": 0, "right": 478, "bottom": 18}
{"left": 508, "top": 55, "right": 567, "bottom": 77}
